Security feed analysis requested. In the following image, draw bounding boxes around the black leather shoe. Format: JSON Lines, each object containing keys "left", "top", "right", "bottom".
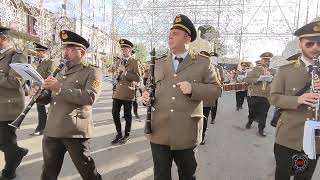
{"left": 210, "top": 120, "right": 215, "bottom": 124}
{"left": 236, "top": 107, "right": 240, "bottom": 111}
{"left": 119, "top": 135, "right": 130, "bottom": 144}
{"left": 258, "top": 129, "right": 266, "bottom": 137}
{"left": 111, "top": 134, "right": 123, "bottom": 144}
{"left": 1, "top": 169, "right": 16, "bottom": 180}
{"left": 245, "top": 122, "right": 251, "bottom": 129}
{"left": 134, "top": 112, "right": 140, "bottom": 119}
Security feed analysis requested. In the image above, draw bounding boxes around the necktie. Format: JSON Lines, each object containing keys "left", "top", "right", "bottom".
{"left": 123, "top": 59, "right": 127, "bottom": 66}
{"left": 308, "top": 65, "right": 313, "bottom": 74}
{"left": 175, "top": 56, "right": 183, "bottom": 64}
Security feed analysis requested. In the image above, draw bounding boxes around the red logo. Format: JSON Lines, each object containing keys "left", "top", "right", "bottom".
{"left": 292, "top": 154, "right": 308, "bottom": 175}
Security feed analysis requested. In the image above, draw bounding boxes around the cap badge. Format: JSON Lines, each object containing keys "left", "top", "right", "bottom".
{"left": 313, "top": 23, "right": 320, "bottom": 32}
{"left": 61, "top": 31, "right": 68, "bottom": 40}
{"left": 175, "top": 16, "right": 182, "bottom": 23}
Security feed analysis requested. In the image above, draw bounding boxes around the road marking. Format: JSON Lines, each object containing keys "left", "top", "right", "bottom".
{"left": 127, "top": 166, "right": 154, "bottom": 180}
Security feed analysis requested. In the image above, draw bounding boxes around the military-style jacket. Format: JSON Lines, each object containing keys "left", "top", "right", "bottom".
{"left": 112, "top": 57, "right": 140, "bottom": 101}
{"left": 244, "top": 65, "right": 276, "bottom": 97}
{"left": 44, "top": 62, "right": 102, "bottom": 138}
{"left": 143, "top": 67, "right": 150, "bottom": 79}
{"left": 216, "top": 65, "right": 225, "bottom": 83}
{"left": 269, "top": 58, "right": 320, "bottom": 153}
{"left": 149, "top": 52, "right": 222, "bottom": 150}
{"left": 203, "top": 64, "right": 223, "bottom": 107}
{"left": 36, "top": 58, "right": 57, "bottom": 79}
{"left": 0, "top": 48, "right": 27, "bottom": 121}
{"left": 235, "top": 70, "right": 246, "bottom": 83}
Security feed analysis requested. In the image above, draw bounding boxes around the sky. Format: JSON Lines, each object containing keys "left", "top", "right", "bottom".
{"left": 24, "top": 0, "right": 320, "bottom": 61}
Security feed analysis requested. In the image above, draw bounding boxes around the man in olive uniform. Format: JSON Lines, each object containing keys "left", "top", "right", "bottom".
{"left": 30, "top": 43, "right": 56, "bottom": 136}
{"left": 143, "top": 63, "right": 150, "bottom": 86}
{"left": 235, "top": 62, "right": 249, "bottom": 111}
{"left": 244, "top": 52, "right": 276, "bottom": 137}
{"left": 40, "top": 30, "right": 102, "bottom": 180}
{"left": 0, "top": 27, "right": 28, "bottom": 180}
{"left": 142, "top": 14, "right": 221, "bottom": 180}
{"left": 246, "top": 60, "right": 260, "bottom": 124}
{"left": 111, "top": 39, "right": 140, "bottom": 144}
{"left": 200, "top": 51, "right": 223, "bottom": 145}
{"left": 270, "top": 18, "right": 320, "bottom": 180}
{"left": 131, "top": 50, "right": 141, "bottom": 119}
{"left": 210, "top": 51, "right": 224, "bottom": 124}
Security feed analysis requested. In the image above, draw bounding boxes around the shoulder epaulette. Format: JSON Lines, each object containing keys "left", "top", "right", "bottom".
{"left": 15, "top": 49, "right": 23, "bottom": 54}
{"left": 155, "top": 54, "right": 167, "bottom": 60}
{"left": 89, "top": 64, "right": 99, "bottom": 68}
{"left": 279, "top": 59, "right": 299, "bottom": 68}
{"left": 198, "top": 52, "right": 210, "bottom": 58}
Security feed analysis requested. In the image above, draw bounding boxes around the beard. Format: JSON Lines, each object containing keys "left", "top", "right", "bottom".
{"left": 301, "top": 48, "right": 320, "bottom": 60}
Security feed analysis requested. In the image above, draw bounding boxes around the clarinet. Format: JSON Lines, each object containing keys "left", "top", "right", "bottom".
{"left": 112, "top": 60, "right": 125, "bottom": 91}
{"left": 310, "top": 57, "right": 320, "bottom": 136}
{"left": 9, "top": 63, "right": 64, "bottom": 129}
{"left": 144, "top": 48, "right": 156, "bottom": 134}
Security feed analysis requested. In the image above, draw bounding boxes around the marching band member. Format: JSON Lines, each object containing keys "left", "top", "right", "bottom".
{"left": 270, "top": 18, "right": 320, "bottom": 180}
{"left": 40, "top": 30, "right": 102, "bottom": 180}
{"left": 244, "top": 52, "right": 276, "bottom": 137}
{"left": 142, "top": 14, "right": 221, "bottom": 180}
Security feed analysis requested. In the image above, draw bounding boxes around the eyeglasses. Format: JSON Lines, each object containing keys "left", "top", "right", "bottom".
{"left": 304, "top": 41, "right": 320, "bottom": 48}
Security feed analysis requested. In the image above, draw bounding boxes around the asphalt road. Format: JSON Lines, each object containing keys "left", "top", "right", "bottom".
{"left": 1, "top": 80, "right": 319, "bottom": 180}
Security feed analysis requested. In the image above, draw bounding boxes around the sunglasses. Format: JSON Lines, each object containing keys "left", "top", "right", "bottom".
{"left": 304, "top": 41, "right": 320, "bottom": 48}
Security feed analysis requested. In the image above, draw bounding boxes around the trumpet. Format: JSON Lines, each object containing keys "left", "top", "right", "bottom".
{"left": 9, "top": 63, "right": 64, "bottom": 129}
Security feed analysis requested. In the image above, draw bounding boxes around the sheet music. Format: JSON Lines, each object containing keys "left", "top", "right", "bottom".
{"left": 257, "top": 75, "right": 273, "bottom": 82}
{"left": 10, "top": 63, "right": 44, "bottom": 85}
{"left": 303, "top": 120, "right": 320, "bottom": 159}
{"left": 237, "top": 75, "right": 245, "bottom": 82}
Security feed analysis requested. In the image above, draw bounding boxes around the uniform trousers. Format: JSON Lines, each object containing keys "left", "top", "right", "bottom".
{"left": 35, "top": 103, "right": 47, "bottom": 132}
{"left": 150, "top": 142, "right": 197, "bottom": 180}
{"left": 112, "top": 98, "right": 132, "bottom": 136}
{"left": 247, "top": 96, "right": 270, "bottom": 130}
{"left": 41, "top": 136, "right": 101, "bottom": 180}
{"left": 0, "top": 121, "right": 26, "bottom": 176}
{"left": 274, "top": 143, "right": 319, "bottom": 180}
{"left": 202, "top": 107, "right": 211, "bottom": 140}
{"left": 211, "top": 99, "right": 218, "bottom": 122}
{"left": 235, "top": 90, "right": 247, "bottom": 108}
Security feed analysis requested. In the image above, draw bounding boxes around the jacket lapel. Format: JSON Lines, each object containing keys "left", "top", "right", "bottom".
{"left": 176, "top": 53, "right": 194, "bottom": 73}
{"left": 0, "top": 48, "right": 14, "bottom": 62}
{"left": 163, "top": 54, "right": 175, "bottom": 75}
{"left": 0, "top": 53, "right": 6, "bottom": 61}
{"left": 125, "top": 58, "right": 132, "bottom": 67}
